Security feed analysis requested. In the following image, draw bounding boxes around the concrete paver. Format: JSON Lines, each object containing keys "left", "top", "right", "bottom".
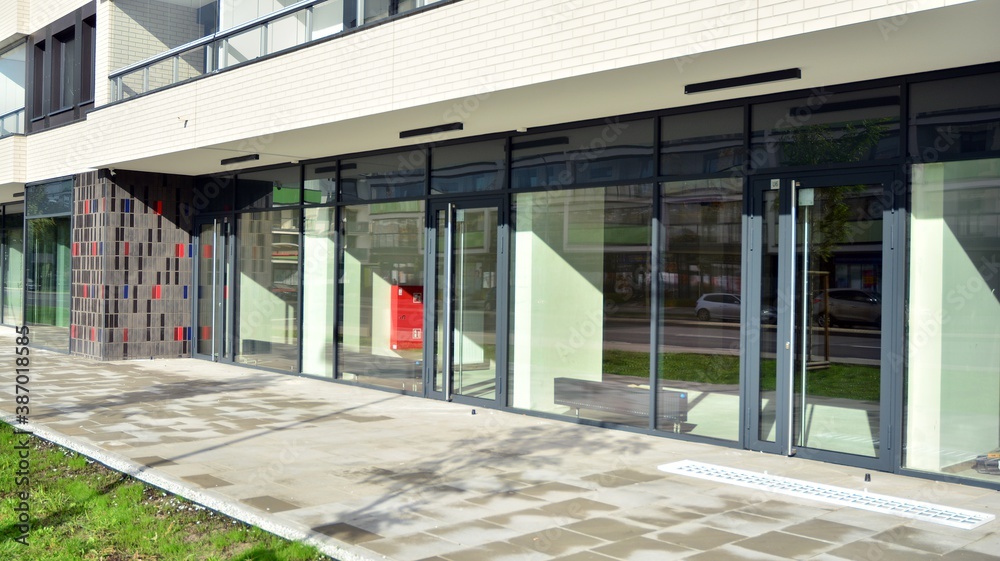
{"left": 2, "top": 327, "right": 1000, "bottom": 561}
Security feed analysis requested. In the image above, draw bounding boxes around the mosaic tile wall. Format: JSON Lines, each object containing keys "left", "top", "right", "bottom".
{"left": 71, "top": 170, "right": 196, "bottom": 360}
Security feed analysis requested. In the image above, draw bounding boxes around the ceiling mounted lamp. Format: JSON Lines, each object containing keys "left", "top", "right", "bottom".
{"left": 685, "top": 68, "right": 802, "bottom": 94}
{"left": 220, "top": 154, "right": 260, "bottom": 165}
{"left": 399, "top": 122, "right": 463, "bottom": 139}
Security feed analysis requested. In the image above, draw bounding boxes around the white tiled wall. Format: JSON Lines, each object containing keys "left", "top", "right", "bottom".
{"left": 20, "top": 0, "right": 986, "bottom": 181}
{"left": 0, "top": 135, "right": 26, "bottom": 187}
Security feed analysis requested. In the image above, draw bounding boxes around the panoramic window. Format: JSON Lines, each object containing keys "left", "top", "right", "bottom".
{"left": 907, "top": 158, "right": 1000, "bottom": 483}
{"left": 660, "top": 107, "right": 744, "bottom": 176}
{"left": 658, "top": 178, "right": 743, "bottom": 440}
{"left": 511, "top": 120, "right": 654, "bottom": 189}
{"left": 751, "top": 87, "right": 900, "bottom": 168}
{"left": 508, "top": 185, "right": 653, "bottom": 428}
{"left": 25, "top": 180, "right": 73, "bottom": 351}
{"left": 0, "top": 41, "right": 27, "bottom": 137}
{"left": 235, "top": 209, "right": 300, "bottom": 371}
{"left": 338, "top": 201, "right": 426, "bottom": 392}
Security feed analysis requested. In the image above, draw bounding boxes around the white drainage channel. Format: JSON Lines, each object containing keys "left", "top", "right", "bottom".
{"left": 658, "top": 460, "right": 994, "bottom": 530}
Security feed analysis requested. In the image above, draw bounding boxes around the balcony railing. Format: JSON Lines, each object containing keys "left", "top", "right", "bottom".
{"left": 109, "top": 0, "right": 343, "bottom": 102}
{"left": 0, "top": 108, "right": 25, "bottom": 138}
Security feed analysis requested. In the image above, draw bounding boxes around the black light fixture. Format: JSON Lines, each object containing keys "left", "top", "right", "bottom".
{"left": 220, "top": 153, "right": 260, "bottom": 165}
{"left": 12, "top": 192, "right": 23, "bottom": 198}
{"left": 685, "top": 68, "right": 801, "bottom": 94}
{"left": 399, "top": 122, "right": 463, "bottom": 139}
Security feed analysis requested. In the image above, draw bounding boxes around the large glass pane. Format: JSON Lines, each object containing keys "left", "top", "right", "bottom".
{"left": 339, "top": 201, "right": 425, "bottom": 392}
{"left": 431, "top": 140, "right": 506, "bottom": 194}
{"left": 341, "top": 151, "right": 426, "bottom": 202}
{"left": 759, "top": 189, "right": 780, "bottom": 443}
{"left": 304, "top": 162, "right": 338, "bottom": 205}
{"left": 907, "top": 158, "right": 1000, "bottom": 483}
{"left": 2, "top": 209, "right": 24, "bottom": 325}
{"left": 26, "top": 179, "right": 73, "bottom": 217}
{"left": 312, "top": 0, "right": 346, "bottom": 39}
{"left": 26, "top": 216, "right": 71, "bottom": 351}
{"left": 0, "top": 41, "right": 26, "bottom": 137}
{"left": 238, "top": 166, "right": 301, "bottom": 209}
{"left": 793, "top": 183, "right": 883, "bottom": 457}
{"left": 658, "top": 178, "right": 743, "bottom": 440}
{"left": 508, "top": 185, "right": 652, "bottom": 428}
{"left": 909, "top": 72, "right": 1000, "bottom": 161}
{"left": 751, "top": 87, "right": 900, "bottom": 168}
{"left": 196, "top": 221, "right": 228, "bottom": 358}
{"left": 434, "top": 206, "right": 498, "bottom": 400}
{"left": 236, "top": 209, "right": 300, "bottom": 371}
{"left": 512, "top": 120, "right": 654, "bottom": 189}
{"left": 660, "top": 108, "right": 744, "bottom": 176}
{"left": 302, "top": 207, "right": 336, "bottom": 377}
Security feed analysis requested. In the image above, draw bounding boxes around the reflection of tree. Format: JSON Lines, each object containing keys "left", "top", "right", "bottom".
{"left": 785, "top": 119, "right": 890, "bottom": 261}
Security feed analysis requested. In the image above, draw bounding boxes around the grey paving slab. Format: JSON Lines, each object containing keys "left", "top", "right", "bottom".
{"left": 1, "top": 327, "right": 999, "bottom": 561}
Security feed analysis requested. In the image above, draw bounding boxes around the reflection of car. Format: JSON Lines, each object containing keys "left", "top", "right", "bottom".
{"left": 25, "top": 278, "right": 35, "bottom": 291}
{"left": 760, "top": 304, "right": 777, "bottom": 324}
{"left": 695, "top": 293, "right": 740, "bottom": 322}
{"left": 813, "top": 289, "right": 881, "bottom": 327}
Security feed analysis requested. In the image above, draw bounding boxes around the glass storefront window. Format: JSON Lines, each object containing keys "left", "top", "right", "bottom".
{"left": 658, "top": 178, "right": 743, "bottom": 440}
{"left": 2, "top": 207, "right": 24, "bottom": 326}
{"left": 338, "top": 200, "right": 425, "bottom": 392}
{"left": 237, "top": 166, "right": 302, "bottom": 209}
{"left": 907, "top": 158, "right": 1000, "bottom": 483}
{"left": 751, "top": 87, "right": 900, "bottom": 168}
{"left": 508, "top": 185, "right": 653, "bottom": 428}
{"left": 909, "top": 72, "right": 1000, "bottom": 161}
{"left": 511, "top": 120, "right": 654, "bottom": 189}
{"left": 341, "top": 150, "right": 426, "bottom": 202}
{"left": 302, "top": 207, "right": 336, "bottom": 377}
{"left": 660, "top": 108, "right": 744, "bottom": 176}
{"left": 0, "top": 41, "right": 26, "bottom": 137}
{"left": 26, "top": 179, "right": 73, "bottom": 217}
{"left": 25, "top": 215, "right": 71, "bottom": 350}
{"left": 431, "top": 140, "right": 506, "bottom": 194}
{"left": 304, "top": 162, "right": 338, "bottom": 205}
{"left": 235, "top": 209, "right": 300, "bottom": 371}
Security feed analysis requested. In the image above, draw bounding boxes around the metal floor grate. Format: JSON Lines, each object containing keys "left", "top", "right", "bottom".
{"left": 659, "top": 460, "right": 994, "bottom": 530}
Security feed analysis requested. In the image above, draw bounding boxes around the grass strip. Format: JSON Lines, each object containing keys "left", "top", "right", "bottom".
{"left": 0, "top": 422, "right": 332, "bottom": 561}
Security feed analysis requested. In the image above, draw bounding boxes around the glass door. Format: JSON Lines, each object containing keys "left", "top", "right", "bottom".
{"left": 429, "top": 198, "right": 504, "bottom": 405}
{"left": 747, "top": 171, "right": 897, "bottom": 469}
{"left": 195, "top": 217, "right": 233, "bottom": 361}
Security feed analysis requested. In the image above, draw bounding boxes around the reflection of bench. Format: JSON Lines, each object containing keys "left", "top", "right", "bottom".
{"left": 553, "top": 377, "right": 688, "bottom": 424}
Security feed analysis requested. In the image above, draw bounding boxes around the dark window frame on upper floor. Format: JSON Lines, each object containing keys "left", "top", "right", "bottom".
{"left": 26, "top": 1, "right": 96, "bottom": 134}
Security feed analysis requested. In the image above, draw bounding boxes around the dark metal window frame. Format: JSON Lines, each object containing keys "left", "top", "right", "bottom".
{"left": 26, "top": 2, "right": 96, "bottom": 134}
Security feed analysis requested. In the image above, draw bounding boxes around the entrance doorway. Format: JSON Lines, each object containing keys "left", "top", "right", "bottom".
{"left": 746, "top": 171, "right": 899, "bottom": 469}
{"left": 194, "top": 217, "right": 233, "bottom": 361}
{"left": 428, "top": 198, "right": 505, "bottom": 405}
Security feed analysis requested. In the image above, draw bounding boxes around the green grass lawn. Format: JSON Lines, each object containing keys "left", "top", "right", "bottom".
{"left": 602, "top": 350, "right": 881, "bottom": 402}
{"left": 0, "top": 423, "right": 331, "bottom": 561}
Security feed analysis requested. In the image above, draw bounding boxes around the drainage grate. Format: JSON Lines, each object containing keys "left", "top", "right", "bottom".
{"left": 658, "top": 460, "right": 994, "bottom": 530}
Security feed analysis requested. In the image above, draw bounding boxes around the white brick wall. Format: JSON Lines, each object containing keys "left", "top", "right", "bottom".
{"left": 28, "top": 0, "right": 91, "bottom": 34}
{"left": 0, "top": 0, "right": 30, "bottom": 44}
{"left": 0, "top": 135, "right": 26, "bottom": 187}
{"left": 19, "top": 0, "right": 994, "bottom": 181}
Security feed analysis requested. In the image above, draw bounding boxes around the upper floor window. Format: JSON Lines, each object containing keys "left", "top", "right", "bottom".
{"left": 27, "top": 2, "right": 97, "bottom": 133}
{"left": 0, "top": 41, "right": 26, "bottom": 138}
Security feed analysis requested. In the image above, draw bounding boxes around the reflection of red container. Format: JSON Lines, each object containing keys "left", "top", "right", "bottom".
{"left": 390, "top": 285, "right": 423, "bottom": 350}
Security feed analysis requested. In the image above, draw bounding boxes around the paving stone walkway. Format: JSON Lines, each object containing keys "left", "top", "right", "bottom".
{"left": 2, "top": 328, "right": 999, "bottom": 560}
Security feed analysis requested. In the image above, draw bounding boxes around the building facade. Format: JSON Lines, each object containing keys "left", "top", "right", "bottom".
{"left": 1, "top": 0, "right": 998, "bottom": 487}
